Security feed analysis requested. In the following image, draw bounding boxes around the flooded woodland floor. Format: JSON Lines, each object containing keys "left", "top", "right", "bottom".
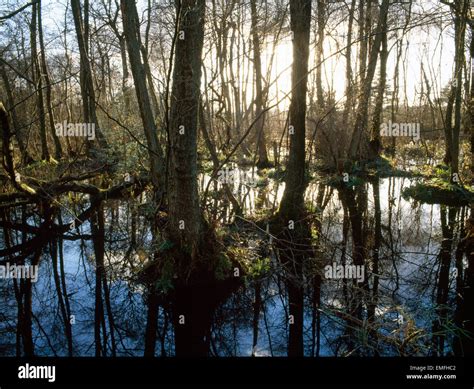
{"left": 1, "top": 147, "right": 474, "bottom": 357}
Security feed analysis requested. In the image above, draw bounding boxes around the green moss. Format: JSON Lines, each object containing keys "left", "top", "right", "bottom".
{"left": 158, "top": 240, "right": 174, "bottom": 252}
{"left": 154, "top": 258, "right": 174, "bottom": 293}
{"left": 266, "top": 168, "right": 285, "bottom": 181}
{"left": 246, "top": 257, "right": 270, "bottom": 278}
{"left": 200, "top": 159, "right": 214, "bottom": 174}
{"left": 402, "top": 180, "right": 474, "bottom": 206}
{"left": 323, "top": 156, "right": 413, "bottom": 188}
{"left": 365, "top": 156, "right": 414, "bottom": 178}
{"left": 411, "top": 163, "right": 451, "bottom": 181}
{"left": 215, "top": 252, "right": 233, "bottom": 280}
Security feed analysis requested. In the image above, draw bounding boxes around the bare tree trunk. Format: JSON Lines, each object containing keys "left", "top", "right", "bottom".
{"left": 369, "top": 27, "right": 388, "bottom": 159}
{"left": 71, "top": 0, "right": 108, "bottom": 151}
{"left": 469, "top": 22, "right": 474, "bottom": 176}
{"left": 348, "top": 0, "right": 390, "bottom": 161}
{"left": 277, "top": 0, "right": 312, "bottom": 358}
{"left": 315, "top": 0, "right": 326, "bottom": 109}
{"left": 37, "top": 1, "right": 62, "bottom": 160}
{"left": 211, "top": 0, "right": 234, "bottom": 151}
{"left": 106, "top": 5, "right": 131, "bottom": 117}
{"left": 0, "top": 66, "right": 33, "bottom": 164}
{"left": 388, "top": 38, "right": 403, "bottom": 156}
{"left": 167, "top": 0, "right": 205, "bottom": 251}
{"left": 121, "top": 0, "right": 165, "bottom": 193}
{"left": 118, "top": 36, "right": 131, "bottom": 115}
{"left": 30, "top": 1, "right": 50, "bottom": 161}
{"left": 140, "top": 1, "right": 159, "bottom": 118}
{"left": 450, "top": 0, "right": 468, "bottom": 179}
{"left": 279, "top": 0, "right": 311, "bottom": 218}
{"left": 342, "top": 0, "right": 356, "bottom": 127}
{"left": 444, "top": 85, "right": 455, "bottom": 166}
{"left": 199, "top": 99, "right": 242, "bottom": 215}
{"left": 141, "top": 44, "right": 160, "bottom": 119}
{"left": 357, "top": 0, "right": 367, "bottom": 86}
{"left": 250, "top": 0, "right": 270, "bottom": 168}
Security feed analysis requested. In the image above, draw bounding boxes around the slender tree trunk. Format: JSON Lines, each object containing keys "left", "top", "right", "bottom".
{"left": 199, "top": 100, "right": 242, "bottom": 215}
{"left": 450, "top": 0, "right": 468, "bottom": 179}
{"left": 37, "top": 1, "right": 62, "bottom": 159}
{"left": 388, "top": 38, "right": 403, "bottom": 156}
{"left": 250, "top": 0, "right": 270, "bottom": 168}
{"left": 118, "top": 36, "right": 131, "bottom": 116}
{"left": 71, "top": 0, "right": 108, "bottom": 151}
{"left": 444, "top": 86, "right": 455, "bottom": 166}
{"left": 342, "top": 0, "right": 356, "bottom": 128}
{"left": 348, "top": 0, "right": 390, "bottom": 161}
{"left": 369, "top": 28, "right": 388, "bottom": 159}
{"left": 211, "top": 0, "right": 233, "bottom": 151}
{"left": 140, "top": 43, "right": 160, "bottom": 119}
{"left": 315, "top": 0, "right": 326, "bottom": 109}
{"left": 357, "top": 0, "right": 367, "bottom": 86}
{"left": 121, "top": 0, "right": 165, "bottom": 193}
{"left": 469, "top": 23, "right": 474, "bottom": 176}
{"left": 0, "top": 67, "right": 33, "bottom": 164}
{"left": 31, "top": 2, "right": 50, "bottom": 161}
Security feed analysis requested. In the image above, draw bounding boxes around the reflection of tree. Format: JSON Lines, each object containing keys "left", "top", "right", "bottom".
{"left": 337, "top": 184, "right": 367, "bottom": 355}
{"left": 454, "top": 216, "right": 474, "bottom": 355}
{"left": 432, "top": 206, "right": 456, "bottom": 355}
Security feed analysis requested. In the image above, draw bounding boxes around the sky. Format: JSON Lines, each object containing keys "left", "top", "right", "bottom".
{"left": 0, "top": 0, "right": 459, "bottom": 112}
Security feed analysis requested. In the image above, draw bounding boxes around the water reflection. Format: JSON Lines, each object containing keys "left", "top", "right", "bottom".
{"left": 0, "top": 173, "right": 472, "bottom": 356}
